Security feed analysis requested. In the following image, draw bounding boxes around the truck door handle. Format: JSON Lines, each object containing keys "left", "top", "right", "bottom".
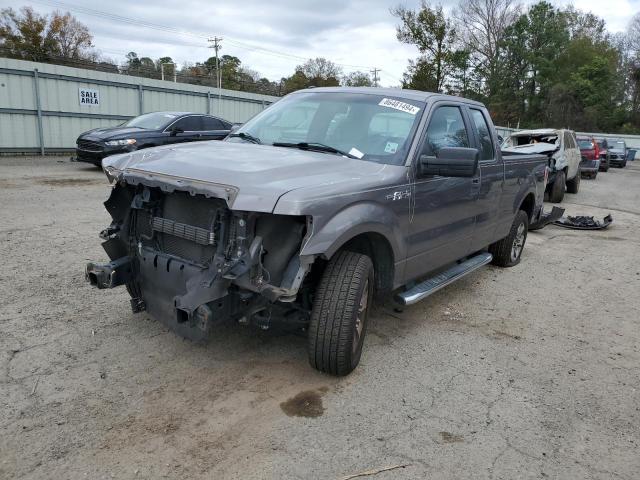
{"left": 472, "top": 178, "right": 480, "bottom": 184}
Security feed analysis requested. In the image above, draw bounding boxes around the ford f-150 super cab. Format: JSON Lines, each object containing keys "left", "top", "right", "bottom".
{"left": 86, "top": 87, "right": 548, "bottom": 376}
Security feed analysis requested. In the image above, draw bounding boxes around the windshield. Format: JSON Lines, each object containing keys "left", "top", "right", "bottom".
{"left": 610, "top": 140, "right": 625, "bottom": 150}
{"left": 122, "top": 112, "right": 179, "bottom": 130}
{"left": 577, "top": 139, "right": 593, "bottom": 149}
{"left": 230, "top": 91, "right": 425, "bottom": 165}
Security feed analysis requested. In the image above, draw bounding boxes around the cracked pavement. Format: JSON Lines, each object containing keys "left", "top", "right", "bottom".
{"left": 1, "top": 156, "right": 639, "bottom": 479}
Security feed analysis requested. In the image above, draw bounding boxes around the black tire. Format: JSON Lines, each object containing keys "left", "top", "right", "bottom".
{"left": 622, "top": 161, "right": 627, "bottom": 168}
{"left": 308, "top": 251, "right": 374, "bottom": 376}
{"left": 548, "top": 170, "right": 566, "bottom": 203}
{"left": 489, "top": 210, "right": 529, "bottom": 268}
{"left": 592, "top": 172, "right": 598, "bottom": 179}
{"left": 566, "top": 171, "right": 580, "bottom": 194}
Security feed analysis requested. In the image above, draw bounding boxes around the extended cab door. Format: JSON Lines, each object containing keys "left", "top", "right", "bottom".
{"left": 405, "top": 103, "right": 479, "bottom": 282}
{"left": 466, "top": 107, "right": 505, "bottom": 250}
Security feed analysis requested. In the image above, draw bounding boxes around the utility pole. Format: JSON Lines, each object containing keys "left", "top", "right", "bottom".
{"left": 208, "top": 37, "right": 223, "bottom": 113}
{"left": 370, "top": 68, "right": 380, "bottom": 87}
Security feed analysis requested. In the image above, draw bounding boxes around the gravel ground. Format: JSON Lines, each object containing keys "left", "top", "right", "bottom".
{"left": 1, "top": 156, "right": 639, "bottom": 480}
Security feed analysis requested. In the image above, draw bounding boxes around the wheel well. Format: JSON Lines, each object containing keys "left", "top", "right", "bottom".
{"left": 519, "top": 193, "right": 535, "bottom": 221}
{"left": 340, "top": 232, "right": 394, "bottom": 294}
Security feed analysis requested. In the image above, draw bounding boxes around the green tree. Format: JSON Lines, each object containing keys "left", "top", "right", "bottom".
{"left": 342, "top": 71, "right": 373, "bottom": 87}
{"left": 0, "top": 6, "right": 93, "bottom": 62}
{"left": 392, "top": 1, "right": 460, "bottom": 92}
{"left": 453, "top": 0, "right": 520, "bottom": 101}
{"left": 282, "top": 58, "right": 342, "bottom": 93}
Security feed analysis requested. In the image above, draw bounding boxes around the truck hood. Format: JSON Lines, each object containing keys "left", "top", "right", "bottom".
{"left": 103, "top": 141, "right": 387, "bottom": 212}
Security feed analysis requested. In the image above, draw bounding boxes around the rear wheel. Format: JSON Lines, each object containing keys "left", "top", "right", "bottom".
{"left": 308, "top": 251, "right": 374, "bottom": 376}
{"left": 548, "top": 170, "right": 566, "bottom": 203}
{"left": 489, "top": 210, "right": 529, "bottom": 268}
{"left": 566, "top": 171, "right": 580, "bottom": 193}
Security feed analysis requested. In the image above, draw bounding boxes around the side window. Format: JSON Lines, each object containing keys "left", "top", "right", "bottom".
{"left": 421, "top": 106, "right": 469, "bottom": 156}
{"left": 469, "top": 109, "right": 494, "bottom": 160}
{"left": 202, "top": 116, "right": 225, "bottom": 130}
{"left": 174, "top": 116, "right": 203, "bottom": 132}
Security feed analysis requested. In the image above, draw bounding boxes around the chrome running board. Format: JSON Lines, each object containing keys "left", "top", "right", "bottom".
{"left": 395, "top": 252, "right": 493, "bottom": 306}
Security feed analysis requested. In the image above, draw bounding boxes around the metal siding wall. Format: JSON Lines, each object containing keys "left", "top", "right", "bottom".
{"left": 43, "top": 116, "right": 123, "bottom": 149}
{"left": 0, "top": 113, "right": 38, "bottom": 149}
{"left": 0, "top": 57, "right": 279, "bottom": 153}
{"left": 40, "top": 77, "right": 139, "bottom": 116}
{"left": 0, "top": 71, "right": 36, "bottom": 109}
{"left": 143, "top": 90, "right": 205, "bottom": 114}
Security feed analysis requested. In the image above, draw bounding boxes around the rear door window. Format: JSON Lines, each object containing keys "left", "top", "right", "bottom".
{"left": 469, "top": 109, "right": 494, "bottom": 160}
{"left": 173, "top": 116, "right": 204, "bottom": 132}
{"left": 202, "top": 116, "right": 225, "bottom": 130}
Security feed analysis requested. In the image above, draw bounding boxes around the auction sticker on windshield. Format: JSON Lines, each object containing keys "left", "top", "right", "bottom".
{"left": 379, "top": 98, "right": 420, "bottom": 115}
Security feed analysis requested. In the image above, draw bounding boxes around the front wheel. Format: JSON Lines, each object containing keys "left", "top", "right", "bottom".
{"left": 308, "top": 251, "right": 374, "bottom": 376}
{"left": 548, "top": 170, "right": 566, "bottom": 203}
{"left": 489, "top": 210, "right": 529, "bottom": 267}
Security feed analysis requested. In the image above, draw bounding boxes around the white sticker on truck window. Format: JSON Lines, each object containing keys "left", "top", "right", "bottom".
{"left": 384, "top": 142, "right": 398, "bottom": 154}
{"left": 378, "top": 98, "right": 420, "bottom": 115}
{"left": 349, "top": 147, "right": 364, "bottom": 159}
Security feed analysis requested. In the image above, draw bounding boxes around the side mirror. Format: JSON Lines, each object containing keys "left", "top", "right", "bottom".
{"left": 170, "top": 126, "right": 184, "bottom": 136}
{"left": 229, "top": 123, "right": 242, "bottom": 134}
{"left": 419, "top": 147, "right": 479, "bottom": 177}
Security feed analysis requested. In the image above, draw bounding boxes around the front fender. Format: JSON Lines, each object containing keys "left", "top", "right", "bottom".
{"left": 300, "top": 202, "right": 405, "bottom": 261}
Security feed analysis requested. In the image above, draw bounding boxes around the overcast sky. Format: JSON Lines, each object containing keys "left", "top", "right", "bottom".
{"left": 2, "top": 0, "right": 639, "bottom": 85}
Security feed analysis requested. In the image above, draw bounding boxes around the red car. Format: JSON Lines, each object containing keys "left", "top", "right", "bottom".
{"left": 578, "top": 136, "right": 601, "bottom": 179}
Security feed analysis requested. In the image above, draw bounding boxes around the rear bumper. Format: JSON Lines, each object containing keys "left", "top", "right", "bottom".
{"left": 598, "top": 157, "right": 609, "bottom": 170}
{"left": 580, "top": 159, "right": 600, "bottom": 173}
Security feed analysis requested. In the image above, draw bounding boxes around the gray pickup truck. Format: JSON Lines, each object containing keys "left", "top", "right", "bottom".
{"left": 87, "top": 87, "right": 548, "bottom": 376}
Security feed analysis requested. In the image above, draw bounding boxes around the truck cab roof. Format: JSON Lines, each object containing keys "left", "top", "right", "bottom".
{"left": 294, "top": 86, "right": 486, "bottom": 108}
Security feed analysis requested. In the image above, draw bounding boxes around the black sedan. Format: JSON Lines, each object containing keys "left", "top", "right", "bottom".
{"left": 75, "top": 112, "right": 233, "bottom": 166}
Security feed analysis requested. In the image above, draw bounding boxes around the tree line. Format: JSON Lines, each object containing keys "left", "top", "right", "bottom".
{"left": 394, "top": 0, "right": 640, "bottom": 133}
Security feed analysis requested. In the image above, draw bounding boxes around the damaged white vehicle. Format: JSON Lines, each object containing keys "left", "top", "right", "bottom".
{"left": 502, "top": 129, "right": 581, "bottom": 203}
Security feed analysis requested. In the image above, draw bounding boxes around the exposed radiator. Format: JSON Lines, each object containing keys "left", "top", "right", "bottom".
{"left": 152, "top": 216, "right": 215, "bottom": 246}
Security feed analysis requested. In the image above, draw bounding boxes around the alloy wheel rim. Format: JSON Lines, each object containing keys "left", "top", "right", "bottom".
{"left": 353, "top": 279, "right": 369, "bottom": 354}
{"left": 511, "top": 222, "right": 526, "bottom": 262}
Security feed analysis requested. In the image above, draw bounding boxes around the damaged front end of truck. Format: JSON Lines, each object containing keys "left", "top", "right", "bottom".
{"left": 86, "top": 162, "right": 314, "bottom": 342}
